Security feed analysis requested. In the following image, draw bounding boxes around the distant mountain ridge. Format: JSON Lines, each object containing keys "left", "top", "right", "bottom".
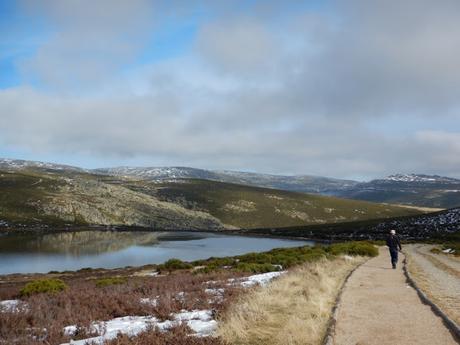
{"left": 1, "top": 158, "right": 459, "bottom": 208}
{"left": 0, "top": 158, "right": 87, "bottom": 172}
{"left": 379, "top": 173, "right": 460, "bottom": 184}
{"left": 337, "top": 174, "right": 460, "bottom": 208}
{"left": 94, "top": 166, "right": 358, "bottom": 194}
{"left": 0, "top": 163, "right": 421, "bottom": 231}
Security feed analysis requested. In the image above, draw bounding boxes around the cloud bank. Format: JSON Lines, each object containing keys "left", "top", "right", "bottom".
{"left": 0, "top": 0, "right": 459, "bottom": 179}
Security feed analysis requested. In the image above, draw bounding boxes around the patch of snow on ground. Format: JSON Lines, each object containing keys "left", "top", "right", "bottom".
{"left": 0, "top": 299, "right": 27, "bottom": 312}
{"left": 61, "top": 310, "right": 217, "bottom": 345}
{"left": 442, "top": 248, "right": 454, "bottom": 254}
{"left": 205, "top": 288, "right": 225, "bottom": 295}
{"left": 235, "top": 271, "right": 286, "bottom": 288}
{"left": 139, "top": 297, "right": 158, "bottom": 307}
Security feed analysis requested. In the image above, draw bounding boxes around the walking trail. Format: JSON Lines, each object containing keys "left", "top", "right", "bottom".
{"left": 333, "top": 247, "right": 458, "bottom": 345}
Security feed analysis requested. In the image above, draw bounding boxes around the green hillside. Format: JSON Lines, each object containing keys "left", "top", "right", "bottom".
{"left": 114, "top": 178, "right": 424, "bottom": 229}
{"left": 0, "top": 169, "right": 423, "bottom": 230}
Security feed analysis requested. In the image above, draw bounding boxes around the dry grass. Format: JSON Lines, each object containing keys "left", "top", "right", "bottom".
{"left": 0, "top": 271, "right": 242, "bottom": 345}
{"left": 217, "top": 256, "right": 366, "bottom": 345}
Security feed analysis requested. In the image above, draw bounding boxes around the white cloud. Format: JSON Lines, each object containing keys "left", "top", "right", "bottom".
{"left": 1, "top": 0, "right": 460, "bottom": 178}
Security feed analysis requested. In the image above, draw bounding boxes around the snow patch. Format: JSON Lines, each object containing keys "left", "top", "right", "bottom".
{"left": 61, "top": 310, "right": 216, "bottom": 345}
{"left": 227, "top": 271, "right": 286, "bottom": 288}
{"left": 140, "top": 297, "right": 158, "bottom": 307}
{"left": 0, "top": 300, "right": 27, "bottom": 313}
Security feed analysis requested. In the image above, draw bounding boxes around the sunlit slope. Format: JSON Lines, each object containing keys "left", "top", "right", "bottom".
{"left": 0, "top": 169, "right": 423, "bottom": 230}
{"left": 0, "top": 170, "right": 224, "bottom": 229}
{"left": 119, "top": 179, "right": 424, "bottom": 229}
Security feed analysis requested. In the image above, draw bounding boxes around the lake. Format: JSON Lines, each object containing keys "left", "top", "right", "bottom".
{"left": 0, "top": 230, "right": 313, "bottom": 275}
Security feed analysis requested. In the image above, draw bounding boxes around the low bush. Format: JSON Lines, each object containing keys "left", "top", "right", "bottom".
{"left": 327, "top": 241, "right": 378, "bottom": 257}
{"left": 20, "top": 279, "right": 68, "bottom": 297}
{"left": 95, "top": 277, "right": 127, "bottom": 288}
{"left": 158, "top": 258, "right": 193, "bottom": 272}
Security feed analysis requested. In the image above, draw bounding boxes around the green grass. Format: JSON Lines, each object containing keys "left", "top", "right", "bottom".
{"left": 20, "top": 279, "right": 68, "bottom": 296}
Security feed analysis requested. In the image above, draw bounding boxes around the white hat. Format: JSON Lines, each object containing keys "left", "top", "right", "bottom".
{"left": 390, "top": 229, "right": 396, "bottom": 234}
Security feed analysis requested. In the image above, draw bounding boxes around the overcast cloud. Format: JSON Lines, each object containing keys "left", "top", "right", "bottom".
{"left": 0, "top": 0, "right": 459, "bottom": 179}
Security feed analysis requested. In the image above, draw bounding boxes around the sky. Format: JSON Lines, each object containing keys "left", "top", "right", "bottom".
{"left": 0, "top": 0, "right": 459, "bottom": 180}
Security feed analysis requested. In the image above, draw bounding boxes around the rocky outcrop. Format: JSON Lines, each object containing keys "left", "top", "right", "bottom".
{"left": 36, "top": 176, "right": 226, "bottom": 230}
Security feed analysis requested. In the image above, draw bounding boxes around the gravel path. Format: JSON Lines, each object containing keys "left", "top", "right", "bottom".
{"left": 405, "top": 244, "right": 460, "bottom": 324}
{"left": 333, "top": 247, "right": 458, "bottom": 345}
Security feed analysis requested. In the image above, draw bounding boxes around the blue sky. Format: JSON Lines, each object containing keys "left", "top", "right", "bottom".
{"left": 0, "top": 0, "right": 459, "bottom": 180}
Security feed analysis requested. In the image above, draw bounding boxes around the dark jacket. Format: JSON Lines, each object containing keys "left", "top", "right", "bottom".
{"left": 386, "top": 234, "right": 402, "bottom": 251}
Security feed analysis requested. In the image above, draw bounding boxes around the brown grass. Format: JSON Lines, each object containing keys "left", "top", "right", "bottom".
{"left": 0, "top": 271, "right": 243, "bottom": 345}
{"left": 217, "top": 256, "right": 366, "bottom": 345}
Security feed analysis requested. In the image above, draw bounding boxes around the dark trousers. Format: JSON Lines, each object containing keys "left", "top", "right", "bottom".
{"left": 389, "top": 248, "right": 398, "bottom": 267}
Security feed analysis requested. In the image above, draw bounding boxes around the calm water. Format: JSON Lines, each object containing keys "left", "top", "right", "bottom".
{"left": 0, "top": 231, "right": 313, "bottom": 275}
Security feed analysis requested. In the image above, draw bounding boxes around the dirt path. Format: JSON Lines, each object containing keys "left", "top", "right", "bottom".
{"left": 333, "top": 247, "right": 458, "bottom": 345}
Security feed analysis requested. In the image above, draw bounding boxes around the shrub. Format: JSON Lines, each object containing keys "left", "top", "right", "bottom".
{"left": 158, "top": 258, "right": 193, "bottom": 272}
{"left": 95, "top": 277, "right": 127, "bottom": 288}
{"left": 327, "top": 241, "right": 378, "bottom": 257}
{"left": 20, "top": 279, "right": 68, "bottom": 297}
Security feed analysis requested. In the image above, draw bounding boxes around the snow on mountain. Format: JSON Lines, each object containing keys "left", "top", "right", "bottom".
{"left": 94, "top": 166, "right": 217, "bottom": 180}
{"left": 381, "top": 174, "right": 460, "bottom": 184}
{"left": 0, "top": 158, "right": 86, "bottom": 172}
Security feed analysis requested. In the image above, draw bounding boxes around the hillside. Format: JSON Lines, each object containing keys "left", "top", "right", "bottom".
{"left": 3, "top": 159, "right": 459, "bottom": 209}
{"left": 93, "top": 167, "right": 460, "bottom": 208}
{"left": 102, "top": 178, "right": 422, "bottom": 229}
{"left": 337, "top": 174, "right": 460, "bottom": 208}
{"left": 0, "top": 167, "right": 422, "bottom": 231}
{"left": 0, "top": 169, "right": 224, "bottom": 230}
{"left": 243, "top": 208, "right": 460, "bottom": 240}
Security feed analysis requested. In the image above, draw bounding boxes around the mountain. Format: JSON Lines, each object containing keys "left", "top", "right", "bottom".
{"left": 336, "top": 174, "right": 460, "bottom": 209}
{"left": 2, "top": 159, "right": 458, "bottom": 210}
{"left": 0, "top": 158, "right": 87, "bottom": 173}
{"left": 94, "top": 167, "right": 460, "bottom": 208}
{"left": 94, "top": 166, "right": 358, "bottom": 194}
{"left": 0, "top": 166, "right": 422, "bottom": 231}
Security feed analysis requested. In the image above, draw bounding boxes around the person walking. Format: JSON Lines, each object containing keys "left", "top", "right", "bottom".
{"left": 386, "top": 229, "right": 402, "bottom": 269}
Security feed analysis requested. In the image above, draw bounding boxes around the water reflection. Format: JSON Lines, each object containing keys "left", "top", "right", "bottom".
{"left": 0, "top": 231, "right": 312, "bottom": 274}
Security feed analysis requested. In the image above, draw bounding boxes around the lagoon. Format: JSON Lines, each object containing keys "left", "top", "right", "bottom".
{"left": 0, "top": 230, "right": 313, "bottom": 274}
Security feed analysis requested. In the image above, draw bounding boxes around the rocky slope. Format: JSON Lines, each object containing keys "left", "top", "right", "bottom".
{"left": 0, "top": 167, "right": 422, "bottom": 231}
{"left": 0, "top": 169, "right": 224, "bottom": 230}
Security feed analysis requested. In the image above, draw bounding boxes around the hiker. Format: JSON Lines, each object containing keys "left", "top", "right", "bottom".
{"left": 386, "top": 229, "right": 402, "bottom": 269}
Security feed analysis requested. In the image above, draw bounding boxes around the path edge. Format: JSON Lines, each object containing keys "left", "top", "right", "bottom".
{"left": 403, "top": 255, "right": 460, "bottom": 343}
{"left": 321, "top": 256, "right": 370, "bottom": 345}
